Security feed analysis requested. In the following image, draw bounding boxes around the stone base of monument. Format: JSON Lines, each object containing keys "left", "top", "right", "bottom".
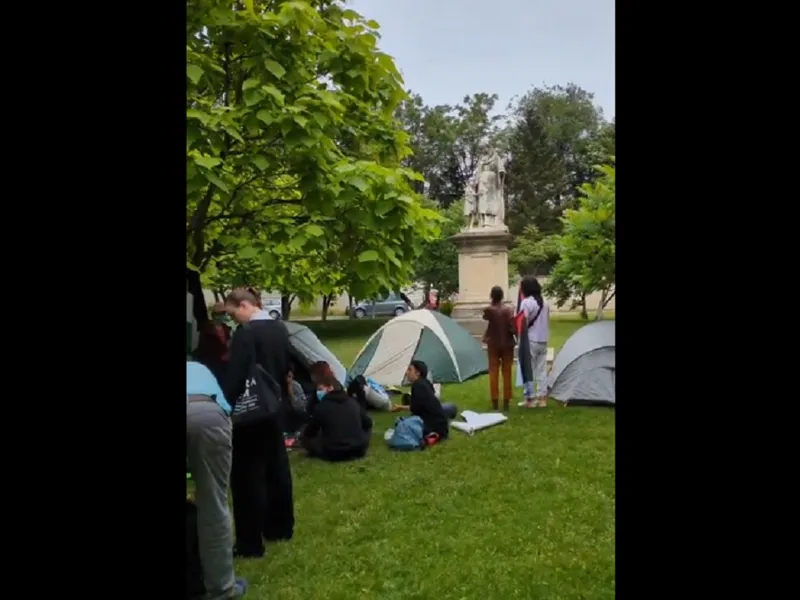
{"left": 450, "top": 228, "right": 512, "bottom": 321}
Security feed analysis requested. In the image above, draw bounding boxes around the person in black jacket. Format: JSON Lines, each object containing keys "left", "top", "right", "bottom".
{"left": 405, "top": 360, "right": 449, "bottom": 439}
{"left": 223, "top": 288, "right": 294, "bottom": 558}
{"left": 301, "top": 374, "right": 372, "bottom": 462}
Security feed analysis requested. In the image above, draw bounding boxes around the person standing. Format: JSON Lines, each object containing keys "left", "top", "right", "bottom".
{"left": 518, "top": 277, "right": 550, "bottom": 408}
{"left": 482, "top": 286, "right": 515, "bottom": 411}
{"left": 194, "top": 303, "right": 232, "bottom": 385}
{"left": 186, "top": 361, "right": 248, "bottom": 599}
{"left": 224, "top": 288, "right": 294, "bottom": 558}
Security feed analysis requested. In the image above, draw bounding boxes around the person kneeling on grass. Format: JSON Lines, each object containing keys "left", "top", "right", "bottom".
{"left": 301, "top": 373, "right": 373, "bottom": 462}
{"left": 405, "top": 360, "right": 449, "bottom": 441}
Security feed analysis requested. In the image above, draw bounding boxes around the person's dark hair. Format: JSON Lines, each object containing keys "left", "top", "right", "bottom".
{"left": 311, "top": 361, "right": 332, "bottom": 379}
{"left": 409, "top": 360, "right": 428, "bottom": 379}
{"left": 225, "top": 288, "right": 259, "bottom": 307}
{"left": 520, "top": 276, "right": 543, "bottom": 307}
{"left": 490, "top": 286, "right": 504, "bottom": 304}
{"left": 316, "top": 373, "right": 341, "bottom": 390}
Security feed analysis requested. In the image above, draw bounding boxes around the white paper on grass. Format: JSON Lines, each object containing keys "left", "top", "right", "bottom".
{"left": 450, "top": 410, "right": 508, "bottom": 435}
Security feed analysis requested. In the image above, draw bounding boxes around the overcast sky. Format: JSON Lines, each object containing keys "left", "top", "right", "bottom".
{"left": 350, "top": 0, "right": 615, "bottom": 119}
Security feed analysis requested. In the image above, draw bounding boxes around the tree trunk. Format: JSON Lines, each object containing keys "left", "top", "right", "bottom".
{"left": 212, "top": 290, "right": 220, "bottom": 303}
{"left": 347, "top": 293, "right": 354, "bottom": 320}
{"left": 595, "top": 289, "right": 607, "bottom": 320}
{"left": 281, "top": 294, "right": 295, "bottom": 321}
{"left": 579, "top": 292, "right": 588, "bottom": 320}
{"left": 602, "top": 288, "right": 616, "bottom": 308}
{"left": 321, "top": 293, "right": 334, "bottom": 322}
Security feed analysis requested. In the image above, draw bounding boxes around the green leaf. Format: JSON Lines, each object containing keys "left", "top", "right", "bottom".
{"left": 205, "top": 171, "right": 229, "bottom": 192}
{"left": 367, "top": 19, "right": 380, "bottom": 29}
{"left": 293, "top": 115, "right": 309, "bottom": 129}
{"left": 374, "top": 199, "right": 393, "bottom": 217}
{"left": 194, "top": 155, "right": 221, "bottom": 169}
{"left": 349, "top": 177, "right": 369, "bottom": 192}
{"left": 186, "top": 64, "right": 203, "bottom": 84}
{"left": 244, "top": 88, "right": 265, "bottom": 107}
{"left": 222, "top": 125, "right": 244, "bottom": 143}
{"left": 243, "top": 0, "right": 255, "bottom": 15}
{"left": 186, "top": 109, "right": 208, "bottom": 124}
{"left": 242, "top": 78, "right": 260, "bottom": 90}
{"left": 263, "top": 85, "right": 285, "bottom": 105}
{"left": 238, "top": 246, "right": 259, "bottom": 259}
{"left": 305, "top": 224, "right": 324, "bottom": 237}
{"left": 288, "top": 235, "right": 307, "bottom": 250}
{"left": 251, "top": 155, "right": 269, "bottom": 171}
{"left": 256, "top": 110, "right": 274, "bottom": 125}
{"left": 264, "top": 59, "right": 286, "bottom": 79}
{"left": 358, "top": 250, "right": 379, "bottom": 262}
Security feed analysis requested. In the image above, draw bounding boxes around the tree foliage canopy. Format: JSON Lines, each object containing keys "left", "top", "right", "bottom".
{"left": 186, "top": 0, "right": 440, "bottom": 300}
{"left": 546, "top": 162, "right": 616, "bottom": 316}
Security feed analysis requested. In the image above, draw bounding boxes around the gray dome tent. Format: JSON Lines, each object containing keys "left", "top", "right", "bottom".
{"left": 548, "top": 321, "right": 615, "bottom": 406}
{"left": 284, "top": 321, "right": 347, "bottom": 386}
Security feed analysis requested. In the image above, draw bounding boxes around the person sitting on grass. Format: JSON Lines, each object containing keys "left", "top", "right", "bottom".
{"left": 405, "top": 360, "right": 449, "bottom": 440}
{"left": 301, "top": 373, "right": 373, "bottom": 462}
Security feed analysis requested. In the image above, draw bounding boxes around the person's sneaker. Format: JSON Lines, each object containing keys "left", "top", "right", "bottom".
{"left": 232, "top": 577, "right": 248, "bottom": 597}
{"left": 518, "top": 400, "right": 536, "bottom": 408}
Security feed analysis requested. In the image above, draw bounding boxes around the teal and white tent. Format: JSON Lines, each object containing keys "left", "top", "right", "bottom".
{"left": 349, "top": 310, "right": 488, "bottom": 386}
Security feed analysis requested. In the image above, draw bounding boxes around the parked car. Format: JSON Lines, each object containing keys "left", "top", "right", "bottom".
{"left": 261, "top": 298, "right": 282, "bottom": 319}
{"left": 346, "top": 293, "right": 412, "bottom": 319}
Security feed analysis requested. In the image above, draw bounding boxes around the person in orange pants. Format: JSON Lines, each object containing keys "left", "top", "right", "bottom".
{"left": 482, "top": 286, "right": 516, "bottom": 411}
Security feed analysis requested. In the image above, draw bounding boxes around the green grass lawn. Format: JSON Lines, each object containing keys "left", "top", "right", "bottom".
{"left": 235, "top": 316, "right": 615, "bottom": 600}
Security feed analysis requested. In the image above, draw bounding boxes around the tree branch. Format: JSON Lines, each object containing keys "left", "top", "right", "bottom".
{"left": 602, "top": 287, "right": 615, "bottom": 308}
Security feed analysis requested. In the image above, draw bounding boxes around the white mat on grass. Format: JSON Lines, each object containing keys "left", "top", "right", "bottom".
{"left": 451, "top": 410, "right": 508, "bottom": 435}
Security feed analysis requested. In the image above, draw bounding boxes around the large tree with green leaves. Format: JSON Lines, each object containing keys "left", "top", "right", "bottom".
{"left": 503, "top": 83, "right": 610, "bottom": 238}
{"left": 411, "top": 200, "right": 462, "bottom": 298}
{"left": 186, "top": 0, "right": 440, "bottom": 308}
{"left": 396, "top": 92, "right": 503, "bottom": 208}
{"left": 546, "top": 162, "right": 615, "bottom": 319}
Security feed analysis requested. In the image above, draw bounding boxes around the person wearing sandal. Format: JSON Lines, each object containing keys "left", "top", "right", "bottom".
{"left": 518, "top": 277, "right": 550, "bottom": 408}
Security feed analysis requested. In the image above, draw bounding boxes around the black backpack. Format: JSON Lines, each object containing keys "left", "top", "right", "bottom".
{"left": 187, "top": 500, "right": 205, "bottom": 599}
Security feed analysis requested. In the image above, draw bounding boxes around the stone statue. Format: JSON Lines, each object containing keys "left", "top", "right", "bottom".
{"left": 475, "top": 145, "right": 506, "bottom": 228}
{"left": 463, "top": 177, "right": 479, "bottom": 229}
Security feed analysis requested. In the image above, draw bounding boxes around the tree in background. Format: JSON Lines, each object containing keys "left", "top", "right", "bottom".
{"left": 503, "top": 83, "right": 611, "bottom": 239}
{"left": 546, "top": 162, "right": 615, "bottom": 320}
{"left": 508, "top": 224, "right": 561, "bottom": 277}
{"left": 187, "top": 0, "right": 440, "bottom": 310}
{"left": 396, "top": 93, "right": 503, "bottom": 208}
{"left": 411, "top": 201, "right": 462, "bottom": 299}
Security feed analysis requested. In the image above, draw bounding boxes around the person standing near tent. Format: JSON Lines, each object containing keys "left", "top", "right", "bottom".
{"left": 224, "top": 288, "right": 294, "bottom": 558}
{"left": 517, "top": 276, "right": 550, "bottom": 408}
{"left": 483, "top": 286, "right": 515, "bottom": 411}
{"left": 186, "top": 361, "right": 248, "bottom": 599}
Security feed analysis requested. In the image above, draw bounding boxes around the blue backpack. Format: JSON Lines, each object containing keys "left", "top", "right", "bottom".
{"left": 387, "top": 416, "right": 425, "bottom": 451}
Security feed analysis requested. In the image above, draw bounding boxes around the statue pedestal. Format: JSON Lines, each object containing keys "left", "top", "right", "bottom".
{"left": 450, "top": 228, "right": 512, "bottom": 321}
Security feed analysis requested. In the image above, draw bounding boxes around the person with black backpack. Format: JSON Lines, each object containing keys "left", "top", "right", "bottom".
{"left": 224, "top": 288, "right": 295, "bottom": 559}
{"left": 186, "top": 361, "right": 248, "bottom": 599}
